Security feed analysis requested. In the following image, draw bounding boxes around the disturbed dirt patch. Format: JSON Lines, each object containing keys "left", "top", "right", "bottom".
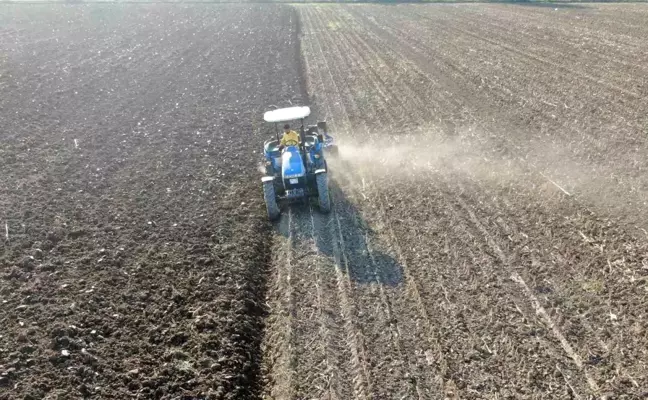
{"left": 0, "top": 4, "right": 303, "bottom": 399}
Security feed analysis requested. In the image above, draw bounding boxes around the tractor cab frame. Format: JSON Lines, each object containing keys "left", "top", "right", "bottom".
{"left": 260, "top": 106, "right": 333, "bottom": 220}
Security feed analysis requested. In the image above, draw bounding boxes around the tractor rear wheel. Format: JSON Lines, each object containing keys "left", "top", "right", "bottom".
{"left": 316, "top": 172, "right": 330, "bottom": 213}
{"left": 263, "top": 181, "right": 280, "bottom": 220}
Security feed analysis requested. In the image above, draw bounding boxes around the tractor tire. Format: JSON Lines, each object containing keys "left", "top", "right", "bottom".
{"left": 263, "top": 181, "right": 280, "bottom": 221}
{"left": 316, "top": 172, "right": 330, "bottom": 213}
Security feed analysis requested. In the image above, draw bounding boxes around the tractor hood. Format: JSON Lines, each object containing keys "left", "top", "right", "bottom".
{"left": 281, "top": 147, "right": 306, "bottom": 179}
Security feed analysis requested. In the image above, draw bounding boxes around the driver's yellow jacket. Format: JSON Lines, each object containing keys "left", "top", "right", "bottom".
{"left": 280, "top": 130, "right": 301, "bottom": 146}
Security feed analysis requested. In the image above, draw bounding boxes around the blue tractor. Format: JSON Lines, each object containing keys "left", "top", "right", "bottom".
{"left": 261, "top": 106, "right": 338, "bottom": 220}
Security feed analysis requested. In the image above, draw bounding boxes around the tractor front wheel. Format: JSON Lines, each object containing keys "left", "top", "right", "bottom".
{"left": 263, "top": 181, "right": 280, "bottom": 221}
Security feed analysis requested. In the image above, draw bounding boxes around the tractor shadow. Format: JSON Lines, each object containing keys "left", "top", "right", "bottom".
{"left": 274, "top": 178, "right": 404, "bottom": 287}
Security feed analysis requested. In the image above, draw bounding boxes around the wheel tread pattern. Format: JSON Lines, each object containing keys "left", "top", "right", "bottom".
{"left": 317, "top": 173, "right": 331, "bottom": 213}
{"left": 264, "top": 181, "right": 280, "bottom": 220}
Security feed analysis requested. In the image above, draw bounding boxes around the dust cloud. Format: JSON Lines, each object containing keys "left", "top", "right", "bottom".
{"left": 257, "top": 125, "right": 647, "bottom": 229}
{"left": 257, "top": 161, "right": 267, "bottom": 175}
{"left": 329, "top": 129, "right": 648, "bottom": 230}
{"left": 332, "top": 134, "right": 520, "bottom": 186}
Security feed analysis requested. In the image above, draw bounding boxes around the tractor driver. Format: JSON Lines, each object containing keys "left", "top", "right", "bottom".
{"left": 279, "top": 124, "right": 300, "bottom": 149}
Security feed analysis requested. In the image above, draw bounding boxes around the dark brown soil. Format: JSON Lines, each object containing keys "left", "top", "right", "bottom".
{"left": 0, "top": 4, "right": 303, "bottom": 399}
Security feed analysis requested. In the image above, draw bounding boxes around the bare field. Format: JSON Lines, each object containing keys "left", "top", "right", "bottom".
{"left": 1, "top": 3, "right": 647, "bottom": 400}
{"left": 263, "top": 3, "right": 648, "bottom": 399}
{"left": 0, "top": 4, "right": 303, "bottom": 399}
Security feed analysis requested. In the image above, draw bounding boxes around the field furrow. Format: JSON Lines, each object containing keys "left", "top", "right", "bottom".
{"left": 308, "top": 9, "right": 451, "bottom": 396}
{"left": 2, "top": 3, "right": 647, "bottom": 399}
{"left": 293, "top": 3, "right": 648, "bottom": 398}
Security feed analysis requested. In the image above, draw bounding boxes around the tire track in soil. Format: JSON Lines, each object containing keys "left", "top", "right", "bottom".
{"left": 264, "top": 203, "right": 357, "bottom": 399}
{"left": 334, "top": 5, "right": 648, "bottom": 396}
{"left": 302, "top": 6, "right": 624, "bottom": 396}
{"left": 314, "top": 5, "right": 568, "bottom": 396}
{"left": 333, "top": 8, "right": 603, "bottom": 395}
{"left": 288, "top": 5, "right": 446, "bottom": 396}
{"left": 303, "top": 6, "right": 447, "bottom": 398}
{"left": 325, "top": 201, "right": 373, "bottom": 400}
{"left": 264, "top": 8, "right": 373, "bottom": 399}
{"left": 263, "top": 209, "right": 296, "bottom": 400}
{"left": 303, "top": 8, "right": 373, "bottom": 398}
{"left": 308, "top": 206, "right": 346, "bottom": 400}
{"left": 264, "top": 194, "right": 374, "bottom": 399}
{"left": 341, "top": 6, "right": 648, "bottom": 395}
{"left": 311, "top": 7, "right": 511, "bottom": 397}
{"left": 320, "top": 31, "right": 561, "bottom": 396}
{"left": 451, "top": 171, "right": 648, "bottom": 395}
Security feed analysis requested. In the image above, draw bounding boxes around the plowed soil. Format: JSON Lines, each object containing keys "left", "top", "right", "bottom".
{"left": 1, "top": 3, "right": 648, "bottom": 400}
{"left": 0, "top": 4, "right": 303, "bottom": 399}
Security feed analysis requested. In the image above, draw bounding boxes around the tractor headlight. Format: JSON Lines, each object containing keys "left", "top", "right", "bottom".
{"left": 314, "top": 154, "right": 320, "bottom": 159}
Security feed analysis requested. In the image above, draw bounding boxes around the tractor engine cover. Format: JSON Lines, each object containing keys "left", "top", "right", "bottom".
{"left": 281, "top": 147, "right": 306, "bottom": 183}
